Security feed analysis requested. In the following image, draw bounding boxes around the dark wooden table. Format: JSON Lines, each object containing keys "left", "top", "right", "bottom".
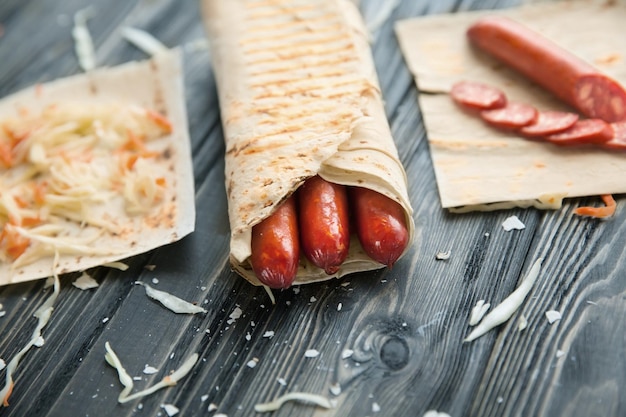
{"left": 1, "top": 1, "right": 624, "bottom": 416}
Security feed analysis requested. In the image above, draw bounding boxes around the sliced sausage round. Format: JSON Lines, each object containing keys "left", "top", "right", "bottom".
{"left": 601, "top": 121, "right": 626, "bottom": 150}
{"left": 519, "top": 111, "right": 579, "bottom": 137}
{"left": 546, "top": 119, "right": 614, "bottom": 145}
{"left": 450, "top": 80, "right": 507, "bottom": 110}
{"left": 480, "top": 102, "right": 538, "bottom": 129}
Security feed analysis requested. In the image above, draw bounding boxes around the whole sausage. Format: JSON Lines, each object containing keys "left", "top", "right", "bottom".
{"left": 467, "top": 16, "right": 626, "bottom": 123}
{"left": 250, "top": 195, "right": 299, "bottom": 289}
{"left": 298, "top": 176, "right": 350, "bottom": 275}
{"left": 349, "top": 187, "right": 409, "bottom": 268}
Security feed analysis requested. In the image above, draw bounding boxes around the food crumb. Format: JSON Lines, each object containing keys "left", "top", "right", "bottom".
{"left": 245, "top": 333, "right": 252, "bottom": 341}
{"left": 208, "top": 403, "right": 218, "bottom": 411}
{"left": 0, "top": 311, "right": 6, "bottom": 318}
{"left": 102, "top": 317, "right": 110, "bottom": 323}
{"left": 556, "top": 350, "right": 566, "bottom": 358}
{"left": 545, "top": 310, "right": 562, "bottom": 324}
{"left": 337, "top": 303, "right": 342, "bottom": 311}
{"left": 152, "top": 278, "right": 160, "bottom": 284}
{"left": 497, "top": 397, "right": 504, "bottom": 404}
{"left": 292, "top": 287, "right": 301, "bottom": 294}
{"left": 200, "top": 394, "right": 209, "bottom": 402}
{"left": 263, "top": 331, "right": 275, "bottom": 338}
{"left": 304, "top": 349, "right": 320, "bottom": 358}
{"left": 246, "top": 358, "right": 259, "bottom": 368}
{"left": 310, "top": 296, "right": 317, "bottom": 303}
{"left": 372, "top": 402, "right": 381, "bottom": 413}
{"left": 277, "top": 378, "right": 287, "bottom": 386}
{"left": 0, "top": 359, "right": 6, "bottom": 371}
{"left": 341, "top": 349, "right": 354, "bottom": 359}
{"left": 73, "top": 272, "right": 100, "bottom": 290}
{"left": 329, "top": 383, "right": 341, "bottom": 396}
{"left": 518, "top": 315, "right": 528, "bottom": 331}
{"left": 227, "top": 307, "right": 243, "bottom": 325}
{"left": 423, "top": 410, "right": 452, "bottom": 417}
{"left": 502, "top": 215, "right": 525, "bottom": 231}
{"left": 161, "top": 404, "right": 179, "bottom": 416}
{"left": 435, "top": 250, "right": 451, "bottom": 260}
{"left": 143, "top": 365, "right": 158, "bottom": 374}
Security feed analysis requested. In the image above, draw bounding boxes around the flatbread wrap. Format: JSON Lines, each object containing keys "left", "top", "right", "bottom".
{"left": 201, "top": 0, "right": 415, "bottom": 286}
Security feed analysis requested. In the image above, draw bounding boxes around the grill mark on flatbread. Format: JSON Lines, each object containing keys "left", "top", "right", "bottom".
{"left": 245, "top": 13, "right": 338, "bottom": 33}
{"left": 239, "top": 23, "right": 342, "bottom": 45}
{"left": 246, "top": 4, "right": 316, "bottom": 19}
{"left": 252, "top": 78, "right": 366, "bottom": 100}
{"left": 247, "top": 56, "right": 355, "bottom": 76}
{"left": 249, "top": 70, "right": 347, "bottom": 88}
{"left": 225, "top": 0, "right": 368, "bottom": 159}
{"left": 242, "top": 34, "right": 349, "bottom": 54}
{"left": 246, "top": 43, "right": 356, "bottom": 66}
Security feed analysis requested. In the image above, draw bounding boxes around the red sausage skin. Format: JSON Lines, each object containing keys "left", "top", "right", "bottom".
{"left": 250, "top": 195, "right": 300, "bottom": 289}
{"left": 298, "top": 176, "right": 350, "bottom": 275}
{"left": 467, "top": 16, "right": 626, "bottom": 122}
{"left": 350, "top": 187, "right": 409, "bottom": 268}
{"left": 546, "top": 119, "right": 614, "bottom": 145}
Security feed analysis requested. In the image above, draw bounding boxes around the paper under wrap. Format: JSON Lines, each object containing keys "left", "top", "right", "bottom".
{"left": 0, "top": 50, "right": 195, "bottom": 286}
{"left": 395, "top": 0, "right": 626, "bottom": 210}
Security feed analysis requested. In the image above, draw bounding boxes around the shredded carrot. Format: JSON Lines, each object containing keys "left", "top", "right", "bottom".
{"left": 13, "top": 196, "right": 28, "bottom": 209}
{"left": 125, "top": 154, "right": 139, "bottom": 170}
{"left": 33, "top": 181, "right": 47, "bottom": 205}
{"left": 19, "top": 216, "right": 41, "bottom": 227}
{"left": 146, "top": 109, "right": 173, "bottom": 134}
{"left": 155, "top": 177, "right": 166, "bottom": 187}
{"left": 0, "top": 140, "right": 13, "bottom": 167}
{"left": 2, "top": 381, "right": 13, "bottom": 407}
{"left": 2, "top": 229, "right": 31, "bottom": 259}
{"left": 3, "top": 124, "right": 29, "bottom": 145}
{"left": 119, "top": 130, "right": 159, "bottom": 158}
{"left": 573, "top": 194, "right": 616, "bottom": 219}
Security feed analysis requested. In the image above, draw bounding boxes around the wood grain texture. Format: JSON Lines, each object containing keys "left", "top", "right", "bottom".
{"left": 1, "top": 0, "right": 624, "bottom": 416}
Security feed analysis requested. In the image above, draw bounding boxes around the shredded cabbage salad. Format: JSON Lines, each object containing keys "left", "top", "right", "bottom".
{"left": 0, "top": 102, "right": 173, "bottom": 268}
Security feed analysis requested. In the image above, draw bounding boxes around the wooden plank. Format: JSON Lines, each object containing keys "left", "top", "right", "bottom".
{"left": 0, "top": 0, "right": 624, "bottom": 416}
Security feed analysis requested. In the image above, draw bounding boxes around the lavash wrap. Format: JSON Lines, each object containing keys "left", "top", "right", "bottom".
{"left": 201, "top": 0, "right": 415, "bottom": 286}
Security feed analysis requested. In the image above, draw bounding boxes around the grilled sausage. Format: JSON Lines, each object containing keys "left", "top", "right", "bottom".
{"left": 298, "top": 176, "right": 350, "bottom": 275}
{"left": 250, "top": 195, "right": 299, "bottom": 289}
{"left": 350, "top": 187, "right": 409, "bottom": 268}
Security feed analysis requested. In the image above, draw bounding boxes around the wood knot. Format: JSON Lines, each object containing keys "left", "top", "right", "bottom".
{"left": 380, "top": 336, "right": 410, "bottom": 371}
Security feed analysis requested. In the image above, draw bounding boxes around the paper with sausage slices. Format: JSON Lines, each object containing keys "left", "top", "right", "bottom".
{"left": 201, "top": 0, "right": 415, "bottom": 286}
{"left": 0, "top": 50, "right": 195, "bottom": 286}
{"left": 395, "top": 0, "right": 626, "bottom": 210}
